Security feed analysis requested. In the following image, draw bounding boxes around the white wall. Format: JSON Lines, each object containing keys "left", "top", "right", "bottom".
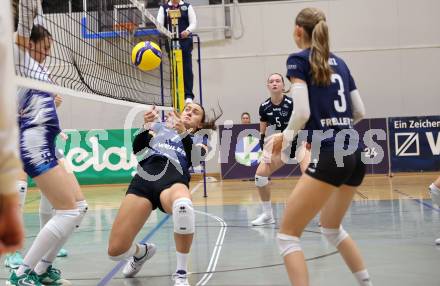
{"left": 55, "top": 0, "right": 440, "bottom": 173}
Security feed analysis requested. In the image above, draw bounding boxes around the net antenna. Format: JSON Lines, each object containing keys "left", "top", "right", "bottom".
{"left": 13, "top": 0, "right": 174, "bottom": 111}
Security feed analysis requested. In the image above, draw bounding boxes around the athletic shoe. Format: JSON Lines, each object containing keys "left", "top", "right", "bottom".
{"left": 172, "top": 270, "right": 190, "bottom": 286}
{"left": 6, "top": 269, "right": 42, "bottom": 286}
{"left": 4, "top": 251, "right": 24, "bottom": 269}
{"left": 122, "top": 243, "right": 157, "bottom": 278}
{"left": 37, "top": 265, "right": 71, "bottom": 285}
{"left": 251, "top": 213, "right": 275, "bottom": 226}
{"left": 56, "top": 248, "right": 68, "bottom": 258}
{"left": 435, "top": 238, "right": 440, "bottom": 245}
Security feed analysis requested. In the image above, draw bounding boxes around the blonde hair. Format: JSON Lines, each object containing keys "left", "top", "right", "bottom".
{"left": 296, "top": 8, "right": 331, "bottom": 86}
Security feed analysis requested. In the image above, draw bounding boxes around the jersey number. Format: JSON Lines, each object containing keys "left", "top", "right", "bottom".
{"left": 275, "top": 117, "right": 281, "bottom": 128}
{"left": 331, "top": 74, "right": 347, "bottom": 113}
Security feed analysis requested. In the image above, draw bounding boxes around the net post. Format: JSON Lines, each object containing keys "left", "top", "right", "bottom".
{"left": 193, "top": 34, "right": 207, "bottom": 197}
{"left": 0, "top": 1, "right": 16, "bottom": 108}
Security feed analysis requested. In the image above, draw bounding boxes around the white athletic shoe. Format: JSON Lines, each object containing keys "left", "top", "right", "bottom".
{"left": 251, "top": 213, "right": 275, "bottom": 226}
{"left": 172, "top": 271, "right": 190, "bottom": 286}
{"left": 122, "top": 243, "right": 157, "bottom": 278}
{"left": 435, "top": 238, "right": 440, "bottom": 245}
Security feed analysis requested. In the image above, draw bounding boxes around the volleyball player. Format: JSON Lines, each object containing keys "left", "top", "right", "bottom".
{"left": 251, "top": 73, "right": 310, "bottom": 226}
{"left": 276, "top": 8, "right": 372, "bottom": 286}
{"left": 108, "top": 103, "right": 220, "bottom": 286}
{"left": 428, "top": 175, "right": 440, "bottom": 245}
{"left": 7, "top": 25, "right": 88, "bottom": 286}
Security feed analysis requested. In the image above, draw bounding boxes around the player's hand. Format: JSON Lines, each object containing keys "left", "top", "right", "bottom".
{"left": 180, "top": 30, "right": 191, "bottom": 39}
{"left": 54, "top": 94, "right": 63, "bottom": 108}
{"left": 169, "top": 110, "right": 187, "bottom": 134}
{"left": 143, "top": 106, "right": 159, "bottom": 128}
{"left": 0, "top": 193, "right": 24, "bottom": 255}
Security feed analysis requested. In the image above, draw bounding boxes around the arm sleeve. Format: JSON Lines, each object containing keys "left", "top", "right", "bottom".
{"left": 156, "top": 6, "right": 165, "bottom": 25}
{"left": 350, "top": 89, "right": 366, "bottom": 125}
{"left": 286, "top": 55, "right": 308, "bottom": 82}
{"left": 284, "top": 83, "right": 310, "bottom": 138}
{"left": 132, "top": 128, "right": 154, "bottom": 154}
{"left": 186, "top": 5, "right": 197, "bottom": 32}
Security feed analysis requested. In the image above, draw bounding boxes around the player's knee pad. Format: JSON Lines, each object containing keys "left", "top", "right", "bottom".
{"left": 277, "top": 233, "right": 302, "bottom": 257}
{"left": 45, "top": 209, "right": 81, "bottom": 239}
{"left": 173, "top": 198, "right": 195, "bottom": 235}
{"left": 255, "top": 175, "right": 269, "bottom": 187}
{"left": 76, "top": 200, "right": 88, "bottom": 227}
{"left": 429, "top": 184, "right": 440, "bottom": 206}
{"left": 321, "top": 226, "right": 349, "bottom": 247}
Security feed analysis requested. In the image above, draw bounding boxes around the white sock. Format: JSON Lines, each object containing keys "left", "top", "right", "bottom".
{"left": 134, "top": 243, "right": 147, "bottom": 259}
{"left": 34, "top": 200, "right": 88, "bottom": 275}
{"left": 17, "top": 180, "right": 28, "bottom": 211}
{"left": 354, "top": 269, "right": 373, "bottom": 286}
{"left": 430, "top": 183, "right": 440, "bottom": 192}
{"left": 176, "top": 251, "right": 189, "bottom": 273}
{"left": 261, "top": 201, "right": 273, "bottom": 216}
{"left": 17, "top": 228, "right": 58, "bottom": 276}
{"left": 18, "top": 209, "right": 80, "bottom": 276}
{"left": 109, "top": 243, "right": 137, "bottom": 261}
{"left": 39, "top": 193, "right": 54, "bottom": 228}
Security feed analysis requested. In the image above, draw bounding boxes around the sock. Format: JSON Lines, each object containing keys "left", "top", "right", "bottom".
{"left": 109, "top": 243, "right": 137, "bottom": 261}
{"left": 134, "top": 244, "right": 147, "bottom": 260}
{"left": 18, "top": 209, "right": 80, "bottom": 276}
{"left": 261, "top": 201, "right": 273, "bottom": 216}
{"left": 17, "top": 180, "right": 28, "bottom": 211}
{"left": 39, "top": 193, "right": 54, "bottom": 228}
{"left": 16, "top": 229, "right": 58, "bottom": 276}
{"left": 354, "top": 269, "right": 373, "bottom": 286}
{"left": 35, "top": 200, "right": 88, "bottom": 274}
{"left": 176, "top": 251, "right": 189, "bottom": 273}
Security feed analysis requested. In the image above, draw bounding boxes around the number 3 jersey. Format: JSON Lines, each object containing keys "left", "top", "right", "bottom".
{"left": 286, "top": 48, "right": 357, "bottom": 148}
{"left": 259, "top": 95, "right": 293, "bottom": 132}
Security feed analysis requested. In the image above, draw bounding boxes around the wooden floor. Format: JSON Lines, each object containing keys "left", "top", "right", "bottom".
{"left": 23, "top": 173, "right": 437, "bottom": 212}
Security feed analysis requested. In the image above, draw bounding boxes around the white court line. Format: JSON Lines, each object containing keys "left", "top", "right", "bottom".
{"left": 194, "top": 210, "right": 227, "bottom": 286}
{"left": 189, "top": 182, "right": 228, "bottom": 285}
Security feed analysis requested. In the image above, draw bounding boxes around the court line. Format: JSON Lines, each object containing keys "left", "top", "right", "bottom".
{"left": 393, "top": 189, "right": 440, "bottom": 213}
{"left": 97, "top": 183, "right": 202, "bottom": 286}
{"left": 194, "top": 210, "right": 227, "bottom": 286}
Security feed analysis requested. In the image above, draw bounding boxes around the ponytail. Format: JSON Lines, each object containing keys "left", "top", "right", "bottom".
{"left": 295, "top": 8, "right": 332, "bottom": 86}
{"left": 310, "top": 20, "right": 331, "bottom": 86}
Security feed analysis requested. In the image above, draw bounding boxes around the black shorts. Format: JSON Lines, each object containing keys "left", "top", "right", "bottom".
{"left": 126, "top": 157, "right": 190, "bottom": 212}
{"left": 305, "top": 149, "right": 365, "bottom": 187}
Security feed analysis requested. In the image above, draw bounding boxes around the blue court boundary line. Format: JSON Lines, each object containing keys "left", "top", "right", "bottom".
{"left": 97, "top": 214, "right": 170, "bottom": 286}
{"left": 393, "top": 189, "right": 440, "bottom": 213}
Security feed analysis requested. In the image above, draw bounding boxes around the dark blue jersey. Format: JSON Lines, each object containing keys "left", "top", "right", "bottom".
{"left": 286, "top": 49, "right": 357, "bottom": 148}
{"left": 259, "top": 95, "right": 293, "bottom": 133}
{"left": 133, "top": 123, "right": 206, "bottom": 177}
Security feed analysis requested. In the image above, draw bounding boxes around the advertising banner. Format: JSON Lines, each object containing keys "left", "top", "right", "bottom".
{"left": 389, "top": 116, "right": 440, "bottom": 172}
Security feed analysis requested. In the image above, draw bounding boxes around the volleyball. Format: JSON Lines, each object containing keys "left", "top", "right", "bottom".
{"left": 131, "top": 41, "right": 162, "bottom": 71}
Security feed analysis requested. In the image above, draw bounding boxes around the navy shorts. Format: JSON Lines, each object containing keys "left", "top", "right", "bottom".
{"left": 305, "top": 149, "right": 366, "bottom": 187}
{"left": 126, "top": 156, "right": 190, "bottom": 212}
{"left": 20, "top": 126, "right": 60, "bottom": 178}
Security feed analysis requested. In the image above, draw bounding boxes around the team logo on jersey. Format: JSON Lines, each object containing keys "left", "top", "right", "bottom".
{"left": 283, "top": 104, "right": 289, "bottom": 108}
{"left": 181, "top": 5, "right": 188, "bottom": 11}
{"left": 280, "top": 111, "right": 289, "bottom": 117}
{"left": 395, "top": 132, "right": 420, "bottom": 156}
